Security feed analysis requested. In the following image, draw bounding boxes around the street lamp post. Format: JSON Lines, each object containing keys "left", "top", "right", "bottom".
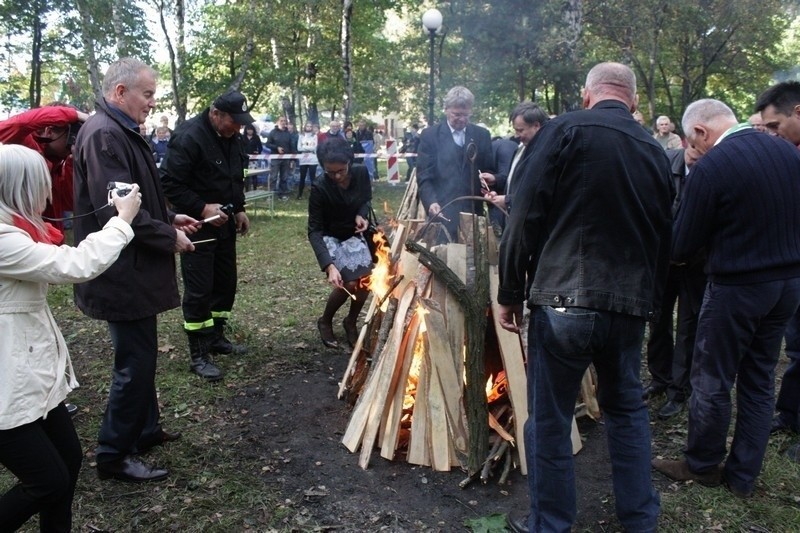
{"left": 422, "top": 8, "right": 442, "bottom": 127}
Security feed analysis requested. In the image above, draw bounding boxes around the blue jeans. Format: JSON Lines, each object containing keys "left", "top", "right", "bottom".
{"left": 686, "top": 278, "right": 800, "bottom": 495}
{"left": 526, "top": 306, "right": 659, "bottom": 533}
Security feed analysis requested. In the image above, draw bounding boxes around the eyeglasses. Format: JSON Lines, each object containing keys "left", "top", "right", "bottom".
{"left": 324, "top": 165, "right": 349, "bottom": 179}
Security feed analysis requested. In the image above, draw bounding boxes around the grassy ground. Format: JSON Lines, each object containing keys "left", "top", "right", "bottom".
{"left": 3, "top": 169, "right": 800, "bottom": 531}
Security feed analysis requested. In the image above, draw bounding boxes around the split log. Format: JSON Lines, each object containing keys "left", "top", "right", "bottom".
{"left": 358, "top": 285, "right": 417, "bottom": 469}
{"left": 421, "top": 299, "right": 469, "bottom": 468}
{"left": 405, "top": 213, "right": 490, "bottom": 475}
{"left": 488, "top": 265, "right": 528, "bottom": 474}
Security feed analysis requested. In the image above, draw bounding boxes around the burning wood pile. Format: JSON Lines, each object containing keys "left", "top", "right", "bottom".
{"left": 338, "top": 177, "right": 596, "bottom": 485}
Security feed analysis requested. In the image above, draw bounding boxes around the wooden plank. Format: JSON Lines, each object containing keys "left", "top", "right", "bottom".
{"left": 407, "top": 340, "right": 431, "bottom": 466}
{"left": 380, "top": 315, "right": 420, "bottom": 460}
{"left": 358, "top": 284, "right": 417, "bottom": 469}
{"left": 421, "top": 300, "right": 469, "bottom": 466}
{"left": 341, "top": 333, "right": 388, "bottom": 452}
{"left": 445, "top": 244, "right": 467, "bottom": 381}
{"left": 571, "top": 417, "right": 583, "bottom": 455}
{"left": 337, "top": 323, "right": 369, "bottom": 399}
{"left": 488, "top": 265, "right": 528, "bottom": 475}
{"left": 425, "top": 344, "right": 451, "bottom": 471}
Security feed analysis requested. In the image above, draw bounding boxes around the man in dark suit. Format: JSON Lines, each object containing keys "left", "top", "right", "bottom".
{"left": 416, "top": 86, "right": 495, "bottom": 240}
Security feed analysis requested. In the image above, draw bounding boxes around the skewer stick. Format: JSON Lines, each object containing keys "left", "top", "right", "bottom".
{"left": 191, "top": 238, "right": 217, "bottom": 244}
{"left": 195, "top": 214, "right": 221, "bottom": 225}
{"left": 342, "top": 286, "right": 357, "bottom": 300}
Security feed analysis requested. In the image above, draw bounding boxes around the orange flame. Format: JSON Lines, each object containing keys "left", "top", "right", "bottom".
{"left": 363, "top": 229, "right": 393, "bottom": 310}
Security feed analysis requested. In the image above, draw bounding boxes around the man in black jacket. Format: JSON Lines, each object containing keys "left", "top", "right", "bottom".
{"left": 498, "top": 62, "right": 671, "bottom": 532}
{"left": 161, "top": 90, "right": 252, "bottom": 381}
{"left": 416, "top": 86, "right": 495, "bottom": 240}
{"left": 73, "top": 58, "right": 196, "bottom": 483}
{"left": 266, "top": 116, "right": 295, "bottom": 200}
{"left": 643, "top": 147, "right": 705, "bottom": 419}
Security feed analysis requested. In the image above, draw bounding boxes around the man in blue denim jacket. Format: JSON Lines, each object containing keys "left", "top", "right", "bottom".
{"left": 497, "top": 62, "right": 673, "bottom": 533}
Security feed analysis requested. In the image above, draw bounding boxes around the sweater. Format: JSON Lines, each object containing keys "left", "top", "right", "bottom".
{"left": 673, "top": 129, "right": 800, "bottom": 283}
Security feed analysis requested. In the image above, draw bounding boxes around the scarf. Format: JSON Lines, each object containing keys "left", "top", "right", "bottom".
{"left": 12, "top": 214, "right": 65, "bottom": 245}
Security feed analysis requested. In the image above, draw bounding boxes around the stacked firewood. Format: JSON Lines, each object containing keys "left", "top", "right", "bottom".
{"left": 339, "top": 181, "right": 598, "bottom": 483}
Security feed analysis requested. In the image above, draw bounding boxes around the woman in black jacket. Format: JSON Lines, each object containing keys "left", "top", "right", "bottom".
{"left": 307, "top": 137, "right": 373, "bottom": 348}
{"left": 242, "top": 124, "right": 262, "bottom": 191}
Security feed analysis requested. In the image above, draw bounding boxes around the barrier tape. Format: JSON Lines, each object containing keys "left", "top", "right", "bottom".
{"left": 248, "top": 152, "right": 417, "bottom": 160}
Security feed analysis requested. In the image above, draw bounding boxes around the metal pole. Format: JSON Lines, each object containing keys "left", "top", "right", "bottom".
{"left": 427, "top": 29, "right": 435, "bottom": 126}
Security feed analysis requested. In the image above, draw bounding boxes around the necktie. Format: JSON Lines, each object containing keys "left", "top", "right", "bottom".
{"left": 505, "top": 143, "right": 526, "bottom": 194}
{"left": 453, "top": 130, "right": 464, "bottom": 147}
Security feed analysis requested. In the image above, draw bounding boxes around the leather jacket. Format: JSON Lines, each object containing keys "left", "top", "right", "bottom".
{"left": 498, "top": 100, "right": 674, "bottom": 320}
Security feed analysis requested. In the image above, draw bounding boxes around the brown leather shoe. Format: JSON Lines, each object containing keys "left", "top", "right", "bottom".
{"left": 651, "top": 458, "right": 722, "bottom": 487}
{"left": 317, "top": 317, "right": 338, "bottom": 348}
{"left": 136, "top": 429, "right": 182, "bottom": 454}
{"left": 343, "top": 317, "right": 359, "bottom": 348}
{"left": 97, "top": 456, "right": 169, "bottom": 483}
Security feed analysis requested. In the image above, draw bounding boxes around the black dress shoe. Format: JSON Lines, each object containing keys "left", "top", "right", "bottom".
{"left": 770, "top": 416, "right": 798, "bottom": 435}
{"left": 657, "top": 399, "right": 684, "bottom": 420}
{"left": 65, "top": 403, "right": 78, "bottom": 416}
{"left": 642, "top": 383, "right": 667, "bottom": 400}
{"left": 97, "top": 456, "right": 169, "bottom": 483}
{"left": 506, "top": 512, "right": 529, "bottom": 533}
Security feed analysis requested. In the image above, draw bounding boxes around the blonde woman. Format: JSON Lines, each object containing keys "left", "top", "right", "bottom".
{"left": 0, "top": 144, "right": 141, "bottom": 532}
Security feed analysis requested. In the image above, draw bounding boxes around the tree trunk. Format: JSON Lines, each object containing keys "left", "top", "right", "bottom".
{"left": 341, "top": 0, "right": 353, "bottom": 124}
{"left": 230, "top": 0, "right": 257, "bottom": 90}
{"left": 153, "top": 0, "right": 187, "bottom": 124}
{"left": 29, "top": 0, "right": 43, "bottom": 108}
{"left": 75, "top": 0, "right": 103, "bottom": 101}
{"left": 111, "top": 2, "right": 129, "bottom": 57}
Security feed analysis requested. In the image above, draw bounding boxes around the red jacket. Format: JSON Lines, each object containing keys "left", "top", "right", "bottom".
{"left": 0, "top": 107, "right": 79, "bottom": 227}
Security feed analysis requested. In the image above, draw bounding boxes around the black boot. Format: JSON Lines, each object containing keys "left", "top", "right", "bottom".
{"left": 210, "top": 320, "right": 247, "bottom": 355}
{"left": 188, "top": 330, "right": 223, "bottom": 381}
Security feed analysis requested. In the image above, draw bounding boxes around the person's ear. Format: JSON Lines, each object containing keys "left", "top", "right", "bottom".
{"left": 582, "top": 87, "right": 590, "bottom": 109}
{"left": 631, "top": 94, "right": 639, "bottom": 113}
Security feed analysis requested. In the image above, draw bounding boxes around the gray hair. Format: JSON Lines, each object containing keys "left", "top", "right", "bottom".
{"left": 102, "top": 58, "right": 156, "bottom": 97}
{"left": 585, "top": 62, "right": 636, "bottom": 103}
{"left": 682, "top": 99, "right": 736, "bottom": 135}
{"left": 0, "top": 144, "right": 52, "bottom": 235}
{"left": 443, "top": 86, "right": 474, "bottom": 109}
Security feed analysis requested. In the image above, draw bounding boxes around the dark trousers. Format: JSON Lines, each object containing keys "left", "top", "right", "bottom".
{"left": 270, "top": 159, "right": 290, "bottom": 196}
{"left": 96, "top": 316, "right": 163, "bottom": 462}
{"left": 776, "top": 308, "right": 800, "bottom": 431}
{"left": 0, "top": 404, "right": 81, "bottom": 532}
{"left": 686, "top": 278, "right": 800, "bottom": 495}
{"left": 181, "top": 232, "right": 237, "bottom": 326}
{"left": 298, "top": 165, "right": 316, "bottom": 197}
{"left": 645, "top": 262, "right": 705, "bottom": 401}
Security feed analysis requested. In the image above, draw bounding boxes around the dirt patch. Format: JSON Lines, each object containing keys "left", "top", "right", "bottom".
{"left": 224, "top": 350, "right": 626, "bottom": 532}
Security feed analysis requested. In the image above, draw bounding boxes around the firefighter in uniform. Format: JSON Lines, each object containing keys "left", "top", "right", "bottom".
{"left": 160, "top": 90, "right": 252, "bottom": 381}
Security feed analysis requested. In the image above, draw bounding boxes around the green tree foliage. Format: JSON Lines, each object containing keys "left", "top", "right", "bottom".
{"left": 585, "top": 0, "right": 791, "bottom": 128}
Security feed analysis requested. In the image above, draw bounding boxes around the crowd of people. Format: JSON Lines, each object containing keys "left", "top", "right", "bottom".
{"left": 2, "top": 54, "right": 800, "bottom": 533}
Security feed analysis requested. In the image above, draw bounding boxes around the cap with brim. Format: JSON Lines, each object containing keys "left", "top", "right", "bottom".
{"left": 213, "top": 90, "right": 255, "bottom": 125}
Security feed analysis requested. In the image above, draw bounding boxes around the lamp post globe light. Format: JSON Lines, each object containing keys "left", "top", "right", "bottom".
{"left": 422, "top": 8, "right": 442, "bottom": 126}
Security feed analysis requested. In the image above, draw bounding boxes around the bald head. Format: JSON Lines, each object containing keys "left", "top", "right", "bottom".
{"left": 682, "top": 99, "right": 738, "bottom": 155}
{"left": 583, "top": 62, "right": 637, "bottom": 109}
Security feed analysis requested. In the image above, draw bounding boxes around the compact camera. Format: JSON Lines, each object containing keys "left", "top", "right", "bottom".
{"left": 107, "top": 181, "right": 135, "bottom": 197}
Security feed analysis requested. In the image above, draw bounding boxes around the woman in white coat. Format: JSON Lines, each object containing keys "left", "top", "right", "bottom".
{"left": 0, "top": 144, "right": 141, "bottom": 532}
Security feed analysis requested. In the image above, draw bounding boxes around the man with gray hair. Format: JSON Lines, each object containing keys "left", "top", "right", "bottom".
{"left": 498, "top": 62, "right": 671, "bottom": 532}
{"left": 416, "top": 85, "right": 495, "bottom": 240}
{"left": 652, "top": 98, "right": 800, "bottom": 498}
{"left": 73, "top": 58, "right": 197, "bottom": 482}
{"left": 654, "top": 115, "right": 682, "bottom": 149}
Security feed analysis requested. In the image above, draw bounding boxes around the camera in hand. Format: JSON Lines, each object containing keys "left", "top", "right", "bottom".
{"left": 220, "top": 203, "right": 234, "bottom": 216}
{"left": 106, "top": 181, "right": 135, "bottom": 197}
